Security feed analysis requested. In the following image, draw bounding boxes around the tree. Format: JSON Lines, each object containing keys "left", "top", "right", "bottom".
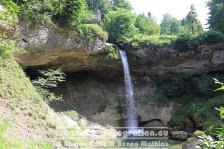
{"left": 53, "top": 0, "right": 87, "bottom": 28}
{"left": 86, "top": 0, "right": 111, "bottom": 17}
{"left": 86, "top": 0, "right": 132, "bottom": 18}
{"left": 111, "top": 0, "right": 132, "bottom": 11}
{"left": 135, "top": 14, "right": 160, "bottom": 35}
{"left": 102, "top": 10, "right": 137, "bottom": 44}
{"left": 207, "top": 0, "right": 224, "bottom": 33}
{"left": 15, "top": 0, "right": 87, "bottom": 27}
{"left": 160, "top": 14, "right": 182, "bottom": 35}
{"left": 182, "top": 5, "right": 203, "bottom": 34}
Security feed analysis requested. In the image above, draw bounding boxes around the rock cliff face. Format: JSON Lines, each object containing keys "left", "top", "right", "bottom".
{"left": 52, "top": 73, "right": 176, "bottom": 127}
{"left": 15, "top": 25, "right": 224, "bottom": 128}
{"left": 15, "top": 24, "right": 224, "bottom": 79}
{"left": 15, "top": 23, "right": 120, "bottom": 74}
{"left": 127, "top": 43, "right": 224, "bottom": 80}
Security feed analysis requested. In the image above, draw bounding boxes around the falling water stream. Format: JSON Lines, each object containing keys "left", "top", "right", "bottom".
{"left": 119, "top": 50, "right": 138, "bottom": 133}
{"left": 119, "top": 50, "right": 182, "bottom": 148}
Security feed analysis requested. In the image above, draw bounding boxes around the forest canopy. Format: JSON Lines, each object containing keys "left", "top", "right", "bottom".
{"left": 1, "top": 0, "right": 224, "bottom": 48}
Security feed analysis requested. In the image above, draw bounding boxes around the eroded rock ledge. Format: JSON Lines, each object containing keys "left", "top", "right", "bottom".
{"left": 15, "top": 24, "right": 224, "bottom": 79}
{"left": 127, "top": 43, "right": 224, "bottom": 80}
{"left": 15, "top": 23, "right": 120, "bottom": 74}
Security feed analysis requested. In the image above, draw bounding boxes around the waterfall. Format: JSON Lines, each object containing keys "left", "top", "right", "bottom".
{"left": 119, "top": 50, "right": 138, "bottom": 133}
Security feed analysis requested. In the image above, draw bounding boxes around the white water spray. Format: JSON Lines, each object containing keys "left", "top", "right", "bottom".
{"left": 119, "top": 50, "right": 138, "bottom": 133}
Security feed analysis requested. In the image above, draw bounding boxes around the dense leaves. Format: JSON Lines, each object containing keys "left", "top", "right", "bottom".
{"left": 0, "top": 0, "right": 20, "bottom": 25}
{"left": 181, "top": 5, "right": 203, "bottom": 34}
{"left": 207, "top": 0, "right": 224, "bottom": 33}
{"left": 160, "top": 14, "right": 182, "bottom": 35}
{"left": 78, "top": 24, "right": 108, "bottom": 41}
{"left": 86, "top": 0, "right": 111, "bottom": 17}
{"left": 54, "top": 0, "right": 87, "bottom": 28}
{"left": 111, "top": 0, "right": 132, "bottom": 11}
{"left": 135, "top": 14, "right": 160, "bottom": 35}
{"left": 32, "top": 69, "right": 66, "bottom": 103}
{"left": 15, "top": 0, "right": 87, "bottom": 28}
{"left": 102, "top": 10, "right": 137, "bottom": 44}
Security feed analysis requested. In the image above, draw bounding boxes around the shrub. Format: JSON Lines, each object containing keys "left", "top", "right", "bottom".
{"left": 16, "top": 0, "right": 87, "bottom": 28}
{"left": 199, "top": 79, "right": 224, "bottom": 148}
{"left": 106, "top": 46, "right": 119, "bottom": 59}
{"left": 1, "top": 0, "right": 20, "bottom": 25}
{"left": 78, "top": 24, "right": 108, "bottom": 42}
{"left": 16, "top": 0, "right": 56, "bottom": 26}
{"left": 171, "top": 33, "right": 199, "bottom": 52}
{"left": 126, "top": 34, "right": 176, "bottom": 48}
{"left": 171, "top": 30, "right": 224, "bottom": 52}
{"left": 198, "top": 30, "right": 224, "bottom": 44}
{"left": 135, "top": 14, "right": 160, "bottom": 35}
{"left": 97, "top": 104, "right": 107, "bottom": 113}
{"left": 54, "top": 0, "right": 87, "bottom": 28}
{"left": 102, "top": 9, "right": 137, "bottom": 44}
{"left": 32, "top": 69, "right": 66, "bottom": 103}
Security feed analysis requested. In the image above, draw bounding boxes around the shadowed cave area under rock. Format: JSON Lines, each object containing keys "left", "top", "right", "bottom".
{"left": 39, "top": 71, "right": 176, "bottom": 128}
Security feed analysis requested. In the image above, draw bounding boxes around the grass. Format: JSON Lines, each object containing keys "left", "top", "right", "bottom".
{"left": 0, "top": 58, "right": 42, "bottom": 111}
{"left": 0, "top": 119, "right": 53, "bottom": 149}
{"left": 125, "top": 34, "right": 176, "bottom": 49}
{"left": 64, "top": 110, "right": 78, "bottom": 120}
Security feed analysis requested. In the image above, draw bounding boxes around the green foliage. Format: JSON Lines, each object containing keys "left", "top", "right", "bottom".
{"left": 106, "top": 46, "right": 119, "bottom": 59}
{"left": 155, "top": 77, "right": 200, "bottom": 105}
{"left": 126, "top": 34, "right": 176, "bottom": 49}
{"left": 54, "top": 0, "right": 87, "bottom": 28}
{"left": 97, "top": 104, "right": 107, "bottom": 113}
{"left": 86, "top": 0, "right": 111, "bottom": 17}
{"left": 111, "top": 0, "right": 132, "bottom": 11}
{"left": 16, "top": 0, "right": 58, "bottom": 25}
{"left": 199, "top": 79, "right": 224, "bottom": 148}
{"left": 155, "top": 75, "right": 224, "bottom": 131}
{"left": 0, "top": 119, "right": 53, "bottom": 148}
{"left": 181, "top": 4, "right": 203, "bottom": 34}
{"left": 78, "top": 24, "right": 108, "bottom": 42}
{"left": 207, "top": 0, "right": 224, "bottom": 33}
{"left": 214, "top": 78, "right": 224, "bottom": 91}
{"left": 32, "top": 69, "right": 66, "bottom": 103}
{"left": 0, "top": 0, "right": 20, "bottom": 25}
{"left": 102, "top": 10, "right": 137, "bottom": 44}
{"left": 171, "top": 33, "right": 199, "bottom": 52}
{"left": 116, "top": 96, "right": 127, "bottom": 108}
{"left": 0, "top": 35, "right": 14, "bottom": 60}
{"left": 172, "top": 30, "right": 224, "bottom": 52}
{"left": 198, "top": 30, "right": 224, "bottom": 45}
{"left": 135, "top": 14, "right": 160, "bottom": 35}
{"left": 0, "top": 59, "right": 43, "bottom": 111}
{"left": 64, "top": 110, "right": 78, "bottom": 120}
{"left": 16, "top": 0, "right": 87, "bottom": 28}
{"left": 170, "top": 103, "right": 194, "bottom": 125}
{"left": 86, "top": 0, "right": 131, "bottom": 18}
{"left": 0, "top": 119, "right": 18, "bottom": 149}
{"left": 0, "top": 119, "right": 8, "bottom": 140}
{"left": 160, "top": 14, "right": 182, "bottom": 35}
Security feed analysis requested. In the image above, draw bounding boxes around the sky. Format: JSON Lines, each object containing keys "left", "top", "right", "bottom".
{"left": 128, "top": 0, "right": 209, "bottom": 28}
